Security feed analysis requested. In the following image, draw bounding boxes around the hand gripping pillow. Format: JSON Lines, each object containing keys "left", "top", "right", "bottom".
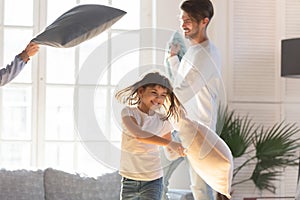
{"left": 165, "top": 31, "right": 187, "bottom": 80}
{"left": 178, "top": 118, "right": 233, "bottom": 199}
{"left": 32, "top": 4, "right": 126, "bottom": 48}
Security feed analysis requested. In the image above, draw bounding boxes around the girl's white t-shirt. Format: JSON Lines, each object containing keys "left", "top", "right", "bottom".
{"left": 119, "top": 106, "right": 173, "bottom": 181}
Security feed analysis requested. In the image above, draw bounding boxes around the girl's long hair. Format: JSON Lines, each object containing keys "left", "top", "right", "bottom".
{"left": 115, "top": 72, "right": 184, "bottom": 122}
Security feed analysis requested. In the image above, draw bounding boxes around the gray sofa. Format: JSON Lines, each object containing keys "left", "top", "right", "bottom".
{"left": 0, "top": 168, "right": 121, "bottom": 200}
{"left": 0, "top": 168, "right": 193, "bottom": 200}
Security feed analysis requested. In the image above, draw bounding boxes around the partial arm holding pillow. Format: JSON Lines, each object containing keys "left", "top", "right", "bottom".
{"left": 32, "top": 4, "right": 126, "bottom": 48}
{"left": 163, "top": 146, "right": 181, "bottom": 161}
{"left": 122, "top": 116, "right": 185, "bottom": 157}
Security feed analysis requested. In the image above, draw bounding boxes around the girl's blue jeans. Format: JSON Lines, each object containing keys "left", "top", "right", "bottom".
{"left": 121, "top": 177, "right": 163, "bottom": 200}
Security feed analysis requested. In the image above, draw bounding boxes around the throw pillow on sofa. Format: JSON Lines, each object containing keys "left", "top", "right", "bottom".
{"left": 44, "top": 168, "right": 121, "bottom": 200}
{"left": 0, "top": 169, "right": 44, "bottom": 200}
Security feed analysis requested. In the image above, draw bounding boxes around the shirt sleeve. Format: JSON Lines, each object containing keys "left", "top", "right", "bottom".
{"left": 174, "top": 49, "right": 219, "bottom": 104}
{"left": 121, "top": 107, "right": 151, "bottom": 138}
{"left": 121, "top": 106, "right": 134, "bottom": 118}
{"left": 161, "top": 120, "right": 174, "bottom": 136}
{"left": 167, "top": 56, "right": 180, "bottom": 80}
{"left": 0, "top": 55, "right": 26, "bottom": 86}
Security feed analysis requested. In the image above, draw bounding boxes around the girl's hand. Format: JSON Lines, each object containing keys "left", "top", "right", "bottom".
{"left": 167, "top": 141, "right": 186, "bottom": 157}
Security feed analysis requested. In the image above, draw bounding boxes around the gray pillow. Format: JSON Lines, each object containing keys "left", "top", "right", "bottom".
{"left": 32, "top": 4, "right": 126, "bottom": 48}
{"left": 44, "top": 168, "right": 121, "bottom": 200}
{"left": 0, "top": 169, "right": 44, "bottom": 200}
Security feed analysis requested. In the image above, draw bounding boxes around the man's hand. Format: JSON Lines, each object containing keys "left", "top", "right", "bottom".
{"left": 169, "top": 43, "right": 181, "bottom": 57}
{"left": 25, "top": 42, "right": 39, "bottom": 57}
{"left": 19, "top": 42, "right": 39, "bottom": 62}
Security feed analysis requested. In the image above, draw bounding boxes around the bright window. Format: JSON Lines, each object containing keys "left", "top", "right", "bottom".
{"left": 0, "top": 0, "right": 143, "bottom": 176}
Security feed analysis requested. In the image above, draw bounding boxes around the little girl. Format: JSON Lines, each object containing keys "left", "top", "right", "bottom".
{"left": 115, "top": 72, "right": 186, "bottom": 200}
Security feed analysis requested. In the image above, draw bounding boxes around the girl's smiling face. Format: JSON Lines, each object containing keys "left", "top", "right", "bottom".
{"left": 138, "top": 85, "right": 168, "bottom": 114}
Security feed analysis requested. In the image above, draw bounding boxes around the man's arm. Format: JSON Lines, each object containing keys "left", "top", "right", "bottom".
{"left": 174, "top": 48, "right": 220, "bottom": 104}
{"left": 0, "top": 42, "right": 39, "bottom": 86}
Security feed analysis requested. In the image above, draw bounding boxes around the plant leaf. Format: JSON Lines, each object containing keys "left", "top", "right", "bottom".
{"left": 253, "top": 122, "right": 300, "bottom": 169}
{"left": 251, "top": 167, "right": 279, "bottom": 193}
{"left": 219, "top": 109, "right": 256, "bottom": 158}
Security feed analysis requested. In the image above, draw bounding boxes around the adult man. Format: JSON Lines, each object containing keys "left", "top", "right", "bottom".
{"left": 0, "top": 42, "right": 39, "bottom": 86}
{"left": 163, "top": 0, "right": 223, "bottom": 199}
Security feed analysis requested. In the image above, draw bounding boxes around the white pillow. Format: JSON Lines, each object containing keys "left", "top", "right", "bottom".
{"left": 178, "top": 118, "right": 233, "bottom": 199}
{"left": 32, "top": 4, "right": 126, "bottom": 48}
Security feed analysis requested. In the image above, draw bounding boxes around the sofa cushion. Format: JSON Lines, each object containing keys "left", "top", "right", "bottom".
{"left": 44, "top": 168, "right": 121, "bottom": 200}
{"left": 0, "top": 169, "right": 45, "bottom": 200}
{"left": 32, "top": 4, "right": 126, "bottom": 48}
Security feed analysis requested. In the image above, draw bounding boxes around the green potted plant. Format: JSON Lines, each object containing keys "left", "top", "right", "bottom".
{"left": 216, "top": 106, "right": 300, "bottom": 200}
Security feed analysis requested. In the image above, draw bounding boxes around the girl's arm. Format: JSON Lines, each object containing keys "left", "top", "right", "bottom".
{"left": 162, "top": 132, "right": 182, "bottom": 160}
{"left": 122, "top": 116, "right": 185, "bottom": 156}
